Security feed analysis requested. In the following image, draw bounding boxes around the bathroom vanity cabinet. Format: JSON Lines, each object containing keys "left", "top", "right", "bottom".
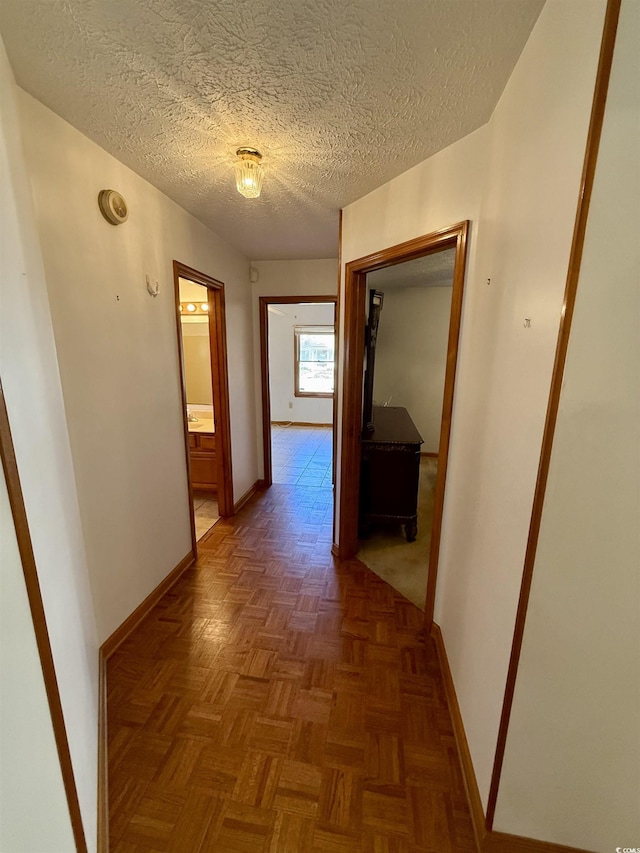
{"left": 188, "top": 431, "right": 217, "bottom": 492}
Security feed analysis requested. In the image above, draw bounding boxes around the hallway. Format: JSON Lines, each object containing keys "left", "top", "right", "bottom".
{"left": 107, "top": 483, "right": 475, "bottom": 851}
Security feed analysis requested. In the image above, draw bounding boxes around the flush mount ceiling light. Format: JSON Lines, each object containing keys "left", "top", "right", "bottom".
{"left": 235, "top": 148, "right": 264, "bottom": 198}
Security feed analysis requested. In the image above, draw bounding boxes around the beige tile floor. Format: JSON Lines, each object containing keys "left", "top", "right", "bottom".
{"left": 271, "top": 423, "right": 333, "bottom": 487}
{"left": 192, "top": 496, "right": 219, "bottom": 541}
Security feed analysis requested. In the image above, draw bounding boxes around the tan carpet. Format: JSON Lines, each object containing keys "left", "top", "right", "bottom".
{"left": 357, "top": 457, "right": 437, "bottom": 609}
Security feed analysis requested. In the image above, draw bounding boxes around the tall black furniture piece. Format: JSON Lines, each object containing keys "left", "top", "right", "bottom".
{"left": 359, "top": 405, "right": 424, "bottom": 542}
{"left": 362, "top": 289, "right": 384, "bottom": 432}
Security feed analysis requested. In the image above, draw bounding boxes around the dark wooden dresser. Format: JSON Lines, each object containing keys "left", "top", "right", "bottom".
{"left": 359, "top": 406, "right": 423, "bottom": 541}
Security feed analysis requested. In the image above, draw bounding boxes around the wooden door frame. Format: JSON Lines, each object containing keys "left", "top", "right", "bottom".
{"left": 173, "top": 261, "right": 234, "bottom": 551}
{"left": 259, "top": 295, "right": 338, "bottom": 486}
{"left": 0, "top": 382, "right": 88, "bottom": 851}
{"left": 336, "top": 221, "right": 469, "bottom": 627}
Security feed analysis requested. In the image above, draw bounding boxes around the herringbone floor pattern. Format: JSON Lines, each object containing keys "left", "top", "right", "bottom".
{"left": 107, "top": 484, "right": 475, "bottom": 852}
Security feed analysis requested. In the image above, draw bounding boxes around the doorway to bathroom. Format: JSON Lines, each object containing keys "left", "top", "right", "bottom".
{"left": 173, "top": 261, "right": 233, "bottom": 549}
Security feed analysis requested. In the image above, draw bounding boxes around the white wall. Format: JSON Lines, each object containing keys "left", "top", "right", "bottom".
{"left": 373, "top": 286, "right": 452, "bottom": 451}
{"left": 251, "top": 259, "right": 337, "bottom": 476}
{"left": 338, "top": 0, "right": 606, "bottom": 817}
{"left": 252, "top": 259, "right": 338, "bottom": 299}
{"left": 18, "top": 91, "right": 258, "bottom": 643}
{"left": 0, "top": 39, "right": 98, "bottom": 849}
{"left": 268, "top": 303, "right": 335, "bottom": 423}
{"left": 495, "top": 1, "right": 640, "bottom": 848}
{"left": 0, "top": 467, "right": 76, "bottom": 852}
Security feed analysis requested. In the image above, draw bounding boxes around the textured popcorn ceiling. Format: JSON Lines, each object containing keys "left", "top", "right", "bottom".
{"left": 0, "top": 0, "right": 544, "bottom": 260}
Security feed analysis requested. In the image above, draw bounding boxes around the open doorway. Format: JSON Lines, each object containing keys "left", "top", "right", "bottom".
{"left": 337, "top": 222, "right": 469, "bottom": 626}
{"left": 357, "top": 249, "right": 456, "bottom": 608}
{"left": 173, "top": 262, "right": 234, "bottom": 549}
{"left": 259, "top": 296, "right": 337, "bottom": 496}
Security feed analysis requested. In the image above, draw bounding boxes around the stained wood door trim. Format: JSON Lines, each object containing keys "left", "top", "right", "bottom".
{"left": 173, "top": 262, "right": 234, "bottom": 541}
{"left": 0, "top": 382, "right": 88, "bottom": 853}
{"left": 258, "top": 294, "right": 337, "bottom": 487}
{"left": 336, "top": 221, "right": 469, "bottom": 631}
{"left": 98, "top": 649, "right": 108, "bottom": 851}
{"left": 334, "top": 210, "right": 343, "bottom": 493}
{"left": 485, "top": 0, "right": 622, "bottom": 830}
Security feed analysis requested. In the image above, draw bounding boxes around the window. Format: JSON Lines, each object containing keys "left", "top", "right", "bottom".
{"left": 294, "top": 326, "right": 335, "bottom": 397}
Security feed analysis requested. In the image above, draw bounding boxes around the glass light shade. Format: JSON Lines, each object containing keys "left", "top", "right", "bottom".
{"left": 201, "top": 303, "right": 208, "bottom": 311}
{"left": 235, "top": 149, "right": 264, "bottom": 198}
{"left": 186, "top": 303, "right": 196, "bottom": 312}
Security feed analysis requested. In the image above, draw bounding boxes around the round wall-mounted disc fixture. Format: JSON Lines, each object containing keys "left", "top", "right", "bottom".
{"left": 98, "top": 189, "right": 128, "bottom": 225}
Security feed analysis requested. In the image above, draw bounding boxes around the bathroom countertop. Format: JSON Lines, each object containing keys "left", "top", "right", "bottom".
{"left": 187, "top": 417, "right": 215, "bottom": 434}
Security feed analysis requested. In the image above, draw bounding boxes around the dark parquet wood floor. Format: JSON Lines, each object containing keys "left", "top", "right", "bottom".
{"left": 107, "top": 484, "right": 476, "bottom": 852}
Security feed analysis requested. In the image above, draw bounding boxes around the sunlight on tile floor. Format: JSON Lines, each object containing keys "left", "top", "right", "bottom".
{"left": 271, "top": 424, "right": 333, "bottom": 488}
